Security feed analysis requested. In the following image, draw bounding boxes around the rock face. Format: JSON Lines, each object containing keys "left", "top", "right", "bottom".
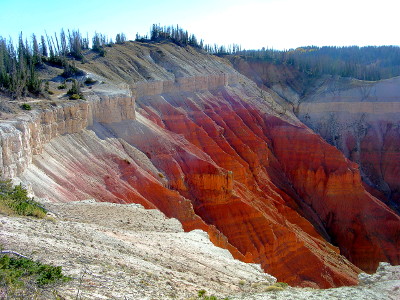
{"left": 0, "top": 90, "right": 135, "bottom": 178}
{"left": 1, "top": 42, "right": 399, "bottom": 288}
{"left": 296, "top": 76, "right": 400, "bottom": 213}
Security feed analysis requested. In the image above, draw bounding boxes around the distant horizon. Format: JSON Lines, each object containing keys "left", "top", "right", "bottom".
{"left": 0, "top": 0, "right": 398, "bottom": 51}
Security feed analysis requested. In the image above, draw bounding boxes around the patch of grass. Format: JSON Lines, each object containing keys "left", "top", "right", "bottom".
{"left": 264, "top": 285, "right": 284, "bottom": 292}
{"left": 274, "top": 282, "right": 288, "bottom": 288}
{"left": 0, "top": 179, "right": 46, "bottom": 218}
{"left": 263, "top": 282, "right": 288, "bottom": 292}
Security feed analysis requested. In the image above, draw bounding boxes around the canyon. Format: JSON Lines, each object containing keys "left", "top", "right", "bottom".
{"left": 1, "top": 42, "right": 399, "bottom": 291}
{"left": 230, "top": 58, "right": 400, "bottom": 213}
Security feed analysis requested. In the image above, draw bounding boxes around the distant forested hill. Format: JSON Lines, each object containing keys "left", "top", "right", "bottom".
{"left": 235, "top": 46, "right": 400, "bottom": 81}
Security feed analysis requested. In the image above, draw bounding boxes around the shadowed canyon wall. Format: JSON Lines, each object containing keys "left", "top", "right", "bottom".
{"left": 296, "top": 77, "right": 400, "bottom": 213}
{"left": 1, "top": 43, "right": 399, "bottom": 288}
{"left": 231, "top": 57, "right": 400, "bottom": 213}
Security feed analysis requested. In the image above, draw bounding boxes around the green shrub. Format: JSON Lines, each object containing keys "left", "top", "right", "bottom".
{"left": 66, "top": 79, "right": 80, "bottom": 95}
{"left": 0, "top": 179, "right": 46, "bottom": 218}
{"left": 57, "top": 83, "right": 67, "bottom": 89}
{"left": 0, "top": 254, "right": 70, "bottom": 289}
{"left": 67, "top": 79, "right": 84, "bottom": 100}
{"left": 84, "top": 77, "right": 97, "bottom": 85}
{"left": 61, "top": 63, "right": 84, "bottom": 78}
{"left": 196, "top": 289, "right": 229, "bottom": 300}
{"left": 20, "top": 104, "right": 31, "bottom": 111}
{"left": 69, "top": 94, "right": 80, "bottom": 100}
{"left": 98, "top": 48, "right": 106, "bottom": 57}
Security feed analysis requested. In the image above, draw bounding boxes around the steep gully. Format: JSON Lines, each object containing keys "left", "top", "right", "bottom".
{"left": 1, "top": 49, "right": 399, "bottom": 288}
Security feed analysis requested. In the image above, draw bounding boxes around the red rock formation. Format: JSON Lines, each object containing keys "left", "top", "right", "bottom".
{"left": 264, "top": 117, "right": 400, "bottom": 272}
{"left": 13, "top": 43, "right": 400, "bottom": 288}
{"left": 132, "top": 87, "right": 364, "bottom": 287}
{"left": 134, "top": 85, "right": 399, "bottom": 282}
{"left": 25, "top": 81, "right": 400, "bottom": 287}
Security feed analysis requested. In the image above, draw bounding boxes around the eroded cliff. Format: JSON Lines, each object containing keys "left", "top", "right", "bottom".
{"left": 296, "top": 77, "right": 400, "bottom": 213}
{"left": 1, "top": 42, "right": 399, "bottom": 288}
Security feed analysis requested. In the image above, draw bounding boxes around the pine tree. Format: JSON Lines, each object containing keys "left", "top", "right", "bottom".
{"left": 60, "top": 29, "right": 68, "bottom": 56}
{"left": 32, "top": 34, "right": 41, "bottom": 65}
{"left": 40, "top": 35, "right": 48, "bottom": 57}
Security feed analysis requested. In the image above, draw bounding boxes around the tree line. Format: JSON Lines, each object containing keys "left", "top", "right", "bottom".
{"left": 135, "top": 24, "right": 243, "bottom": 56}
{"left": 2, "top": 24, "right": 400, "bottom": 99}
{"left": 0, "top": 30, "right": 126, "bottom": 98}
{"left": 135, "top": 24, "right": 204, "bottom": 48}
{"left": 235, "top": 46, "right": 400, "bottom": 81}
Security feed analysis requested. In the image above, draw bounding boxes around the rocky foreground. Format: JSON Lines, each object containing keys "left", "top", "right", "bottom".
{"left": 1, "top": 201, "right": 399, "bottom": 299}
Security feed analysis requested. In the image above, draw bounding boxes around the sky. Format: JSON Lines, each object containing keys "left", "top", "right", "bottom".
{"left": 0, "top": 0, "right": 398, "bottom": 50}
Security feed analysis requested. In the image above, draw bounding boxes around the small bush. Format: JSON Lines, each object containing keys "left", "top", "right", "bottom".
{"left": 98, "top": 48, "right": 106, "bottom": 57}
{"left": 0, "top": 179, "right": 46, "bottom": 218}
{"left": 57, "top": 83, "right": 67, "bottom": 89}
{"left": 69, "top": 94, "right": 80, "bottom": 100}
{"left": 61, "top": 63, "right": 84, "bottom": 78}
{"left": 66, "top": 79, "right": 80, "bottom": 95}
{"left": 20, "top": 104, "right": 31, "bottom": 111}
{"left": 0, "top": 254, "right": 70, "bottom": 289}
{"left": 67, "top": 79, "right": 84, "bottom": 100}
{"left": 196, "top": 290, "right": 228, "bottom": 300}
{"left": 84, "top": 77, "right": 97, "bottom": 85}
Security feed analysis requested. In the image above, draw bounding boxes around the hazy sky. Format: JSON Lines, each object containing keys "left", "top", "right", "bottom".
{"left": 0, "top": 0, "right": 398, "bottom": 50}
